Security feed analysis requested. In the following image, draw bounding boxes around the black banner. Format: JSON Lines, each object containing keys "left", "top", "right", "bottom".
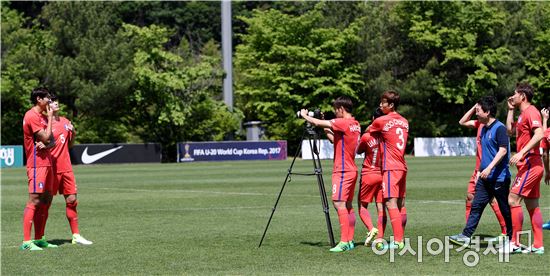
{"left": 69, "top": 143, "right": 162, "bottom": 165}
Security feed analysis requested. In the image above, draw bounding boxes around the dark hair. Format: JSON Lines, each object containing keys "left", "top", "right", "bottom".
{"left": 49, "top": 93, "right": 58, "bottom": 101}
{"left": 381, "top": 90, "right": 400, "bottom": 110}
{"left": 477, "top": 96, "right": 497, "bottom": 117}
{"left": 30, "top": 87, "right": 50, "bottom": 104}
{"left": 372, "top": 107, "right": 384, "bottom": 120}
{"left": 333, "top": 96, "right": 353, "bottom": 113}
{"left": 515, "top": 82, "right": 534, "bottom": 102}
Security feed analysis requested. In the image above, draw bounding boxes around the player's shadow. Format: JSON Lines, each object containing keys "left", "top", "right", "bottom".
{"left": 48, "top": 239, "right": 72, "bottom": 246}
{"left": 300, "top": 241, "right": 325, "bottom": 247}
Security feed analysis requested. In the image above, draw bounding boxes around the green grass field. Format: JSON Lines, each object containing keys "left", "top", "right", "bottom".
{"left": 2, "top": 157, "right": 549, "bottom": 275}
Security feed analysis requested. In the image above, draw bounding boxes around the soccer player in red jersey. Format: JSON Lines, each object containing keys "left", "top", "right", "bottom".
{"left": 459, "top": 104, "right": 507, "bottom": 235}
{"left": 20, "top": 87, "right": 57, "bottom": 251}
{"left": 538, "top": 107, "right": 550, "bottom": 231}
{"left": 367, "top": 90, "right": 408, "bottom": 249}
{"left": 504, "top": 82, "right": 545, "bottom": 254}
{"left": 47, "top": 95, "right": 93, "bottom": 245}
{"left": 356, "top": 107, "right": 386, "bottom": 246}
{"left": 300, "top": 96, "right": 361, "bottom": 252}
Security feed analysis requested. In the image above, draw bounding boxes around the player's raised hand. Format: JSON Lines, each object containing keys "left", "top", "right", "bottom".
{"left": 46, "top": 102, "right": 54, "bottom": 118}
{"left": 35, "top": 141, "right": 46, "bottom": 150}
{"left": 507, "top": 96, "right": 515, "bottom": 110}
{"left": 541, "top": 108, "right": 549, "bottom": 120}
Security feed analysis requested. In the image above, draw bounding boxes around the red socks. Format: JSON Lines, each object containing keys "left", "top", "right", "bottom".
{"left": 400, "top": 206, "right": 407, "bottom": 229}
{"left": 465, "top": 201, "right": 472, "bottom": 223}
{"left": 337, "top": 209, "right": 349, "bottom": 242}
{"left": 337, "top": 208, "right": 356, "bottom": 242}
{"left": 348, "top": 208, "right": 356, "bottom": 242}
{"left": 66, "top": 201, "right": 80, "bottom": 235}
{"left": 33, "top": 203, "right": 46, "bottom": 240}
{"left": 388, "top": 207, "right": 404, "bottom": 243}
{"left": 377, "top": 210, "right": 387, "bottom": 239}
{"left": 510, "top": 205, "right": 524, "bottom": 245}
{"left": 23, "top": 203, "right": 36, "bottom": 241}
{"left": 528, "top": 207, "right": 543, "bottom": 248}
{"left": 489, "top": 201, "right": 507, "bottom": 235}
{"left": 359, "top": 206, "right": 374, "bottom": 231}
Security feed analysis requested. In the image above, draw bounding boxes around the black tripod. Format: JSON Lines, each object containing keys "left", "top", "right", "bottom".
{"left": 258, "top": 123, "right": 335, "bottom": 248}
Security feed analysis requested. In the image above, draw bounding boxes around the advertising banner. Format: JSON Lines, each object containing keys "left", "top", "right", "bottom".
{"left": 0, "top": 145, "right": 24, "bottom": 168}
{"left": 301, "top": 139, "right": 364, "bottom": 160}
{"left": 414, "top": 137, "right": 476, "bottom": 157}
{"left": 70, "top": 143, "right": 162, "bottom": 164}
{"left": 178, "top": 141, "right": 287, "bottom": 162}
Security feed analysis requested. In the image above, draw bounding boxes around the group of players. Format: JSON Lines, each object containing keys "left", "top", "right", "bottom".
{"left": 300, "top": 83, "right": 548, "bottom": 254}
{"left": 20, "top": 87, "right": 92, "bottom": 251}
{"left": 300, "top": 90, "right": 409, "bottom": 252}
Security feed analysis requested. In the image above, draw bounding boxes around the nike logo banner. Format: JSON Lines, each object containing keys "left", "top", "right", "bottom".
{"left": 69, "top": 143, "right": 162, "bottom": 165}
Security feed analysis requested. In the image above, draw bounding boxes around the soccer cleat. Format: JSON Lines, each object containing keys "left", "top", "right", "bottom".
{"left": 381, "top": 241, "right": 404, "bottom": 250}
{"left": 33, "top": 237, "right": 58, "bottom": 248}
{"left": 521, "top": 246, "right": 544, "bottom": 255}
{"left": 449, "top": 234, "right": 471, "bottom": 246}
{"left": 72, "top": 234, "right": 93, "bottom": 245}
{"left": 543, "top": 221, "right": 550, "bottom": 230}
{"left": 348, "top": 241, "right": 355, "bottom": 251}
{"left": 497, "top": 241, "right": 523, "bottom": 254}
{"left": 364, "top": 228, "right": 379, "bottom": 246}
{"left": 329, "top": 241, "right": 351, "bottom": 253}
{"left": 20, "top": 241, "right": 43, "bottom": 251}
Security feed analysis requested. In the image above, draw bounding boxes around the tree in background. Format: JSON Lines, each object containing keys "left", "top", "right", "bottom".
{"left": 235, "top": 3, "right": 363, "bottom": 147}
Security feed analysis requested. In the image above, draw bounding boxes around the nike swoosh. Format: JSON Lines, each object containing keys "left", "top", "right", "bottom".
{"left": 81, "top": 146, "right": 123, "bottom": 164}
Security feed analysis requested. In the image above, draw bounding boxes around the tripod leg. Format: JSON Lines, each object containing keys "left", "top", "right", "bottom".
{"left": 258, "top": 130, "right": 305, "bottom": 248}
{"left": 309, "top": 137, "right": 336, "bottom": 247}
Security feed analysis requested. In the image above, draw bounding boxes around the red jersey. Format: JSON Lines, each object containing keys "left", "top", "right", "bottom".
{"left": 515, "top": 105, "right": 542, "bottom": 156}
{"left": 358, "top": 132, "right": 381, "bottom": 175}
{"left": 330, "top": 117, "right": 361, "bottom": 173}
{"left": 540, "top": 128, "right": 550, "bottom": 151}
{"left": 51, "top": 116, "right": 74, "bottom": 173}
{"left": 369, "top": 112, "right": 409, "bottom": 171}
{"left": 23, "top": 108, "right": 52, "bottom": 168}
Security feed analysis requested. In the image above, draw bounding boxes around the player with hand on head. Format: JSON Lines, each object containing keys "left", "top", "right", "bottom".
{"left": 20, "top": 87, "right": 56, "bottom": 251}
{"left": 46, "top": 95, "right": 93, "bottom": 245}
{"left": 450, "top": 96, "right": 512, "bottom": 246}
{"left": 459, "top": 103, "right": 508, "bottom": 235}
{"left": 367, "top": 90, "right": 409, "bottom": 250}
{"left": 503, "top": 82, "right": 545, "bottom": 254}
{"left": 300, "top": 96, "right": 361, "bottom": 252}
{"left": 537, "top": 107, "right": 550, "bottom": 231}
{"left": 356, "top": 107, "right": 386, "bottom": 246}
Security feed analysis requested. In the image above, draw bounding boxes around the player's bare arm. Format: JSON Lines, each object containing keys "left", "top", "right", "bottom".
{"left": 34, "top": 104, "right": 54, "bottom": 145}
{"left": 506, "top": 97, "right": 516, "bottom": 136}
{"left": 510, "top": 127, "right": 543, "bottom": 166}
{"left": 459, "top": 104, "right": 478, "bottom": 128}
{"left": 324, "top": 128, "right": 334, "bottom": 143}
{"left": 542, "top": 108, "right": 549, "bottom": 132}
{"left": 480, "top": 146, "right": 507, "bottom": 179}
{"left": 300, "top": 109, "right": 332, "bottom": 129}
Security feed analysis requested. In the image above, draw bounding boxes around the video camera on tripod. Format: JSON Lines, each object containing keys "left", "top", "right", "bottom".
{"left": 259, "top": 107, "right": 336, "bottom": 248}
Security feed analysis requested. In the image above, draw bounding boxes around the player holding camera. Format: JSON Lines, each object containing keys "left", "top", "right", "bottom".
{"left": 300, "top": 96, "right": 361, "bottom": 252}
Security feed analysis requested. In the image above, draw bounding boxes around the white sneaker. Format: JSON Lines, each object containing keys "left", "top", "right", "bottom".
{"left": 72, "top": 234, "right": 93, "bottom": 245}
{"left": 522, "top": 246, "right": 544, "bottom": 255}
{"left": 497, "top": 241, "right": 522, "bottom": 254}
{"left": 365, "top": 228, "right": 379, "bottom": 246}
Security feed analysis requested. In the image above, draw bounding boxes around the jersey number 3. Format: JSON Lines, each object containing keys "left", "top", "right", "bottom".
{"left": 396, "top": 128, "right": 404, "bottom": 150}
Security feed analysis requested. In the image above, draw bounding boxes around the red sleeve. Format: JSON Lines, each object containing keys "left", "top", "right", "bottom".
{"left": 368, "top": 117, "right": 383, "bottom": 134}
{"left": 542, "top": 129, "right": 550, "bottom": 150}
{"left": 527, "top": 109, "right": 542, "bottom": 131}
{"left": 474, "top": 120, "right": 480, "bottom": 129}
{"left": 28, "top": 112, "right": 44, "bottom": 135}
{"left": 330, "top": 118, "right": 345, "bottom": 133}
{"left": 357, "top": 133, "right": 368, "bottom": 153}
